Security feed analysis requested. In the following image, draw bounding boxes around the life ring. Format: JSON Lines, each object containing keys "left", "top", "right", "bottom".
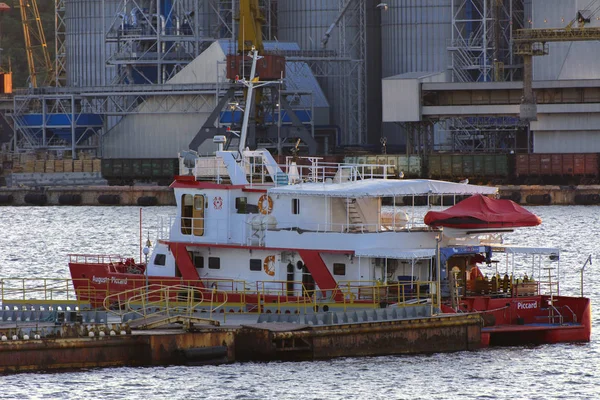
{"left": 264, "top": 255, "right": 276, "bottom": 276}
{"left": 258, "top": 194, "right": 273, "bottom": 215}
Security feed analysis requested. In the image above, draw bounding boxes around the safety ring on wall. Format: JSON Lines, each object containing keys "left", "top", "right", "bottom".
{"left": 258, "top": 194, "right": 273, "bottom": 215}
{"left": 264, "top": 255, "right": 276, "bottom": 276}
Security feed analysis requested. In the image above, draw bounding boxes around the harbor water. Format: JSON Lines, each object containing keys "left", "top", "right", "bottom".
{"left": 0, "top": 205, "right": 599, "bottom": 400}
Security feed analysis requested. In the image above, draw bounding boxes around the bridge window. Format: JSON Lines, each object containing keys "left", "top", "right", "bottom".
{"left": 181, "top": 194, "right": 205, "bottom": 236}
{"left": 249, "top": 259, "right": 262, "bottom": 272}
{"left": 292, "top": 198, "right": 300, "bottom": 214}
{"left": 154, "top": 254, "right": 166, "bottom": 266}
{"left": 333, "top": 263, "right": 346, "bottom": 276}
{"left": 208, "top": 257, "right": 221, "bottom": 269}
{"left": 193, "top": 195, "right": 205, "bottom": 236}
{"left": 181, "top": 194, "right": 193, "bottom": 234}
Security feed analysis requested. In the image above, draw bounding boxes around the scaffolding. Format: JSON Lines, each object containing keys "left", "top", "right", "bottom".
{"left": 11, "top": 0, "right": 368, "bottom": 154}
{"left": 448, "top": 0, "right": 524, "bottom": 83}
{"left": 442, "top": 0, "right": 525, "bottom": 152}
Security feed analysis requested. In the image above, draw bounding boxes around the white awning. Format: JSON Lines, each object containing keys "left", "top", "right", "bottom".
{"left": 268, "top": 179, "right": 497, "bottom": 198}
{"left": 355, "top": 248, "right": 436, "bottom": 259}
{"left": 490, "top": 245, "right": 560, "bottom": 255}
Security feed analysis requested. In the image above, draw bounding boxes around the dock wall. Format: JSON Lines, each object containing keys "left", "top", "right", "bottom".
{"left": 0, "top": 186, "right": 175, "bottom": 206}
{"left": 235, "top": 314, "right": 482, "bottom": 361}
{"left": 0, "top": 314, "right": 480, "bottom": 373}
{"left": 0, "top": 329, "right": 236, "bottom": 373}
{"left": 0, "top": 185, "right": 597, "bottom": 206}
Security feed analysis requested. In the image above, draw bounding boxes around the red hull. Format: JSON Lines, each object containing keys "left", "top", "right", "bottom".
{"left": 69, "top": 261, "right": 317, "bottom": 311}
{"left": 443, "top": 295, "right": 591, "bottom": 347}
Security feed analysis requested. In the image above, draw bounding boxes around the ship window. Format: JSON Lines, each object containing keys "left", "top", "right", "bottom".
{"left": 208, "top": 257, "right": 220, "bottom": 269}
{"left": 249, "top": 259, "right": 262, "bottom": 272}
{"left": 236, "top": 197, "right": 247, "bottom": 213}
{"left": 292, "top": 198, "right": 300, "bottom": 214}
{"left": 333, "top": 263, "right": 346, "bottom": 276}
{"left": 154, "top": 254, "right": 166, "bottom": 266}
{"left": 193, "top": 195, "right": 205, "bottom": 236}
{"left": 181, "top": 194, "right": 193, "bottom": 235}
{"left": 193, "top": 255, "right": 204, "bottom": 269}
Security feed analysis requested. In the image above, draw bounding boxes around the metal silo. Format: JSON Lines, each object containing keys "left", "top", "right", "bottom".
{"left": 277, "top": 0, "right": 340, "bottom": 51}
{"left": 277, "top": 0, "right": 367, "bottom": 145}
{"left": 381, "top": 1, "right": 452, "bottom": 78}
{"left": 277, "top": 0, "right": 362, "bottom": 57}
{"left": 65, "top": 0, "right": 119, "bottom": 87}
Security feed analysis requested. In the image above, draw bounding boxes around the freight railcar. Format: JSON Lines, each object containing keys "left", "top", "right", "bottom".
{"left": 343, "top": 154, "right": 422, "bottom": 178}
{"left": 427, "top": 154, "right": 511, "bottom": 184}
{"left": 515, "top": 154, "right": 599, "bottom": 185}
{"left": 101, "top": 158, "right": 179, "bottom": 186}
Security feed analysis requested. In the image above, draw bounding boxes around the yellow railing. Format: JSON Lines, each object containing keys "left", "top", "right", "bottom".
{"left": 0, "top": 278, "right": 83, "bottom": 306}
{"left": 336, "top": 280, "right": 437, "bottom": 310}
{"left": 103, "top": 284, "right": 229, "bottom": 321}
{"left": 1, "top": 277, "right": 437, "bottom": 317}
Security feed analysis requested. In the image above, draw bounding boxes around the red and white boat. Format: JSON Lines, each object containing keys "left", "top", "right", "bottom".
{"left": 68, "top": 51, "right": 590, "bottom": 347}
{"left": 67, "top": 150, "right": 591, "bottom": 346}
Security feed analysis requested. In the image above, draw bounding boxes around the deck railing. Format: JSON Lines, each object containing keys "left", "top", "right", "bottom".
{"left": 184, "top": 153, "right": 396, "bottom": 186}
{"left": 1, "top": 276, "right": 438, "bottom": 318}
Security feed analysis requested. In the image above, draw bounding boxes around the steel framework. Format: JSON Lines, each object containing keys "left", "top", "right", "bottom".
{"left": 19, "top": 0, "right": 54, "bottom": 87}
{"left": 439, "top": 116, "right": 529, "bottom": 153}
{"left": 449, "top": 0, "right": 524, "bottom": 83}
{"left": 55, "top": 0, "right": 66, "bottom": 87}
{"left": 13, "top": 0, "right": 367, "bottom": 154}
{"left": 106, "top": 0, "right": 200, "bottom": 84}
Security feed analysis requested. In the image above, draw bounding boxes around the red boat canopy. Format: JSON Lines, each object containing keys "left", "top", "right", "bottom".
{"left": 424, "top": 194, "right": 542, "bottom": 229}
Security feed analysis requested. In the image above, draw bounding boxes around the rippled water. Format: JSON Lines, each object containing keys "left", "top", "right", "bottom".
{"left": 0, "top": 205, "right": 599, "bottom": 400}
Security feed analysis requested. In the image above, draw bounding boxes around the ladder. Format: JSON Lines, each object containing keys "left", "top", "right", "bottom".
{"left": 344, "top": 198, "right": 364, "bottom": 232}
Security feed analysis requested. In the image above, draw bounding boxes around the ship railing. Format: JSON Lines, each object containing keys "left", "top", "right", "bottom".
{"left": 271, "top": 220, "right": 430, "bottom": 234}
{"left": 184, "top": 153, "right": 396, "bottom": 186}
{"left": 547, "top": 304, "right": 564, "bottom": 325}
{"left": 511, "top": 281, "right": 540, "bottom": 297}
{"left": 68, "top": 254, "right": 128, "bottom": 265}
{"left": 562, "top": 305, "right": 577, "bottom": 324}
{"left": 278, "top": 162, "right": 395, "bottom": 186}
{"left": 103, "top": 283, "right": 229, "bottom": 322}
{"left": 253, "top": 280, "right": 437, "bottom": 314}
{"left": 336, "top": 280, "right": 437, "bottom": 309}
{"left": 157, "top": 215, "right": 230, "bottom": 242}
{"left": 0, "top": 278, "right": 91, "bottom": 311}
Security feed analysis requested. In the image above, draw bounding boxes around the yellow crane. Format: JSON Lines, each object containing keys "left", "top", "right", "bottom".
{"left": 514, "top": 3, "right": 600, "bottom": 120}
{"left": 19, "top": 0, "right": 53, "bottom": 87}
{"left": 237, "top": 0, "right": 264, "bottom": 53}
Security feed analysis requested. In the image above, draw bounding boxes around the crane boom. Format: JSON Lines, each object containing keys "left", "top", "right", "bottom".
{"left": 19, "top": 0, "right": 53, "bottom": 87}
{"left": 237, "top": 0, "right": 264, "bottom": 53}
{"left": 514, "top": 7, "right": 600, "bottom": 120}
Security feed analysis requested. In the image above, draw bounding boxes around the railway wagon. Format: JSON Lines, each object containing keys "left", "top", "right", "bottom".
{"left": 343, "top": 155, "right": 422, "bottom": 178}
{"left": 427, "top": 154, "right": 511, "bottom": 183}
{"left": 101, "top": 158, "right": 179, "bottom": 186}
{"left": 515, "top": 154, "right": 599, "bottom": 184}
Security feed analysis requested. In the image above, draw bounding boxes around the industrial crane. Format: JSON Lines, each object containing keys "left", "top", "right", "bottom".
{"left": 18, "top": 0, "right": 53, "bottom": 87}
{"left": 514, "top": 0, "right": 600, "bottom": 120}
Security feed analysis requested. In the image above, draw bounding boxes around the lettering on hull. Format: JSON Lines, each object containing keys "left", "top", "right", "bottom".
{"left": 92, "top": 276, "right": 128, "bottom": 285}
{"left": 516, "top": 301, "right": 537, "bottom": 310}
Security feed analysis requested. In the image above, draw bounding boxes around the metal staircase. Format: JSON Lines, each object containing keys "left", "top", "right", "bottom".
{"left": 344, "top": 198, "right": 364, "bottom": 232}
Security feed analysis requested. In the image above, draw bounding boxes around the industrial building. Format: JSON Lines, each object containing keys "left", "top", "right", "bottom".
{"left": 5, "top": 0, "right": 600, "bottom": 160}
